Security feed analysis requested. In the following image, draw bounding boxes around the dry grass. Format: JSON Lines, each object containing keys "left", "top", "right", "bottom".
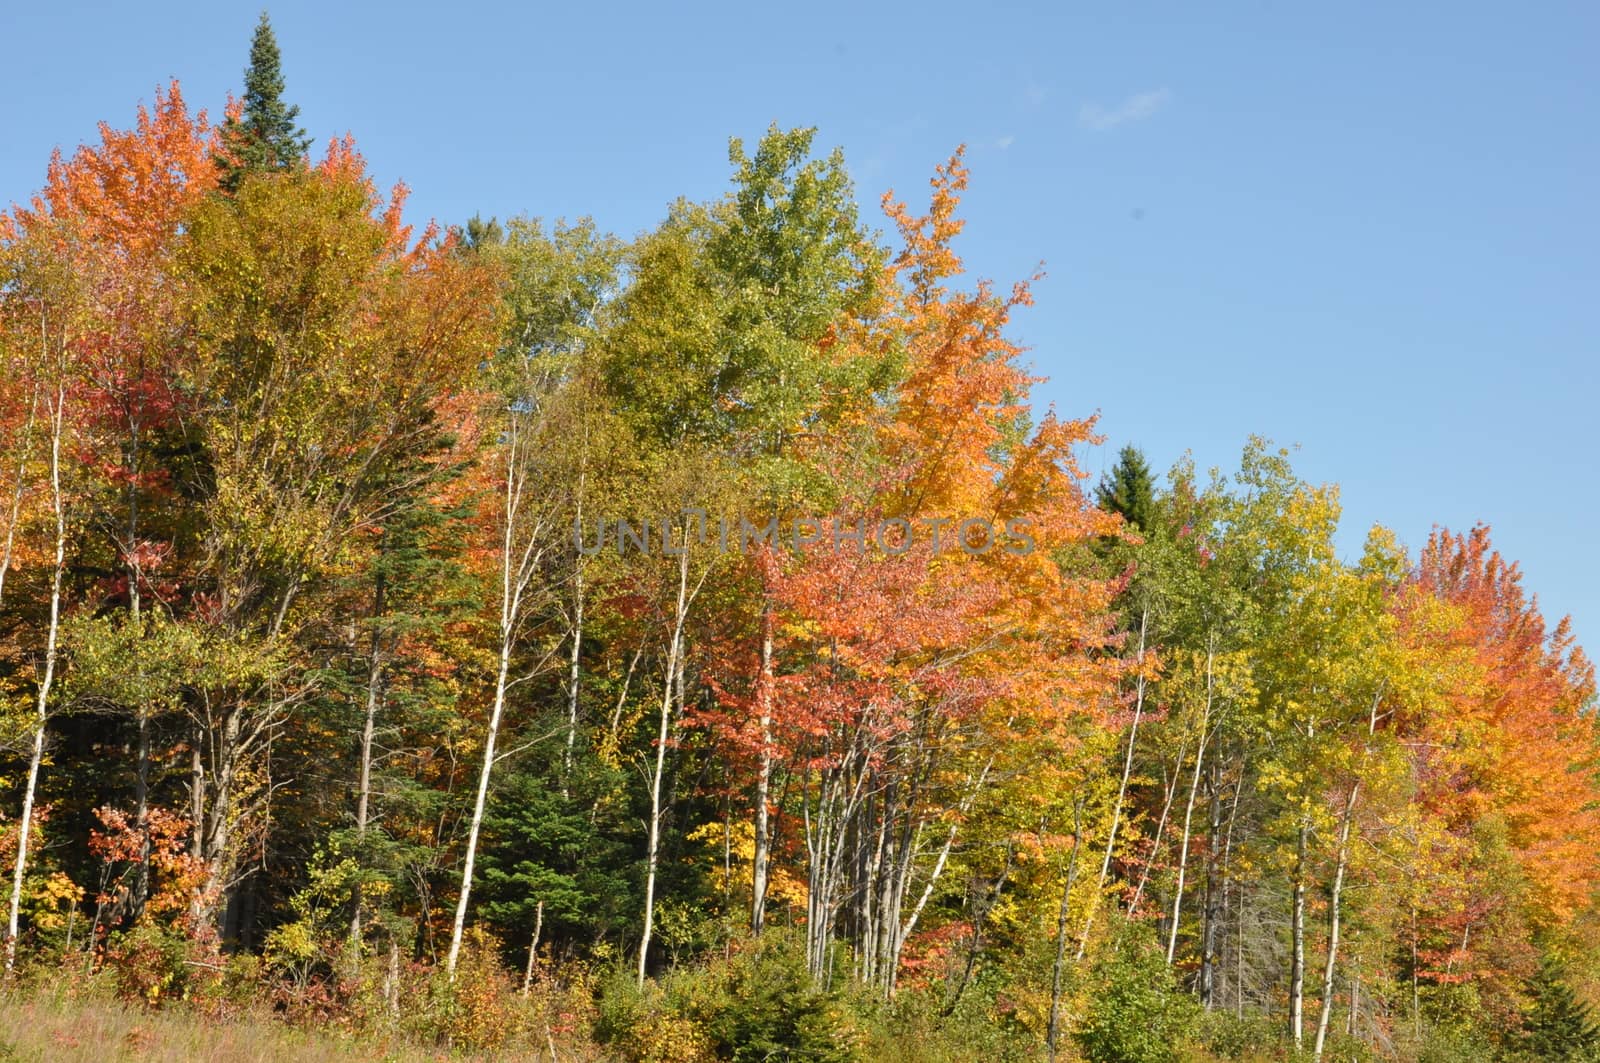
{"left": 0, "top": 986, "right": 578, "bottom": 1062}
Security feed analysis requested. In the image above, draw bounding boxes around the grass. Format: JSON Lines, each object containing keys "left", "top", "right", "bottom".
{"left": 0, "top": 985, "right": 580, "bottom": 1062}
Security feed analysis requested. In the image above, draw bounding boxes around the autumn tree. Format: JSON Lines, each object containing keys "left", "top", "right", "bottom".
{"left": 443, "top": 214, "right": 623, "bottom": 977}
{"left": 173, "top": 145, "right": 499, "bottom": 940}
{"left": 722, "top": 150, "right": 1124, "bottom": 993}
{"left": 18, "top": 84, "right": 220, "bottom": 924}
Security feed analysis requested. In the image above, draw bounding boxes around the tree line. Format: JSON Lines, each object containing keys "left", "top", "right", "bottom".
{"left": 2, "top": 15, "right": 1597, "bottom": 1062}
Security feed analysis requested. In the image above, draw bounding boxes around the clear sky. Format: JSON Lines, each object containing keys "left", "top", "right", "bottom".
{"left": 4, "top": 2, "right": 1596, "bottom": 653}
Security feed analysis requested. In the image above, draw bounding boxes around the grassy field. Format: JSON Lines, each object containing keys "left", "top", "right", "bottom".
{"left": 0, "top": 989, "right": 577, "bottom": 1063}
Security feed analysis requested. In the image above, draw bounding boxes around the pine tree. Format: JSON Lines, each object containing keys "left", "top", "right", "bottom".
{"left": 217, "top": 12, "right": 312, "bottom": 189}
{"left": 1096, "top": 444, "right": 1156, "bottom": 532}
{"left": 1523, "top": 956, "right": 1600, "bottom": 1060}
{"left": 459, "top": 215, "right": 505, "bottom": 252}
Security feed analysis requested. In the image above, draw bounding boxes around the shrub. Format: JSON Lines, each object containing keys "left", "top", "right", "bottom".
{"left": 1190, "top": 1010, "right": 1280, "bottom": 1061}
{"left": 667, "top": 931, "right": 857, "bottom": 1061}
{"left": 410, "top": 928, "right": 522, "bottom": 1051}
{"left": 598, "top": 930, "right": 859, "bottom": 1062}
{"left": 104, "top": 922, "right": 223, "bottom": 1009}
{"left": 1075, "top": 922, "right": 1201, "bottom": 1063}
{"left": 856, "top": 981, "right": 1036, "bottom": 1063}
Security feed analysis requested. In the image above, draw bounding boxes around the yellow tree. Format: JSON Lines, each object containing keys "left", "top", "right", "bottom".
{"left": 173, "top": 142, "right": 499, "bottom": 935}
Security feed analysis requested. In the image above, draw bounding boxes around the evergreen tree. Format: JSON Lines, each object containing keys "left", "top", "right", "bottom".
{"left": 477, "top": 756, "right": 638, "bottom": 956}
{"left": 1522, "top": 956, "right": 1600, "bottom": 1060}
{"left": 217, "top": 12, "right": 312, "bottom": 189}
{"left": 1096, "top": 444, "right": 1156, "bottom": 532}
{"left": 458, "top": 214, "right": 505, "bottom": 252}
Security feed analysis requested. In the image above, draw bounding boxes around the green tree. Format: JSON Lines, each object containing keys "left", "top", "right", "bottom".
{"left": 1522, "top": 956, "right": 1600, "bottom": 1060}
{"left": 217, "top": 12, "right": 312, "bottom": 189}
{"left": 456, "top": 214, "right": 505, "bottom": 253}
{"left": 601, "top": 124, "right": 887, "bottom": 466}
{"left": 1096, "top": 445, "right": 1156, "bottom": 533}
{"left": 476, "top": 758, "right": 636, "bottom": 957}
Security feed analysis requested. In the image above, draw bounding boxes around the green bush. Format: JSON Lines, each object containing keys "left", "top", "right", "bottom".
{"left": 855, "top": 982, "right": 1035, "bottom": 1063}
{"left": 598, "top": 929, "right": 858, "bottom": 1062}
{"left": 1075, "top": 922, "right": 1202, "bottom": 1063}
{"left": 1190, "top": 1010, "right": 1280, "bottom": 1061}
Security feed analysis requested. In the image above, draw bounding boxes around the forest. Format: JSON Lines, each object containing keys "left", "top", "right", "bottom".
{"left": 2, "top": 16, "right": 1598, "bottom": 1063}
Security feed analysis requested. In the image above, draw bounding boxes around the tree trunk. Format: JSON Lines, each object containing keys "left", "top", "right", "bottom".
{"left": 4, "top": 386, "right": 65, "bottom": 976}
{"left": 562, "top": 564, "right": 583, "bottom": 797}
{"left": 190, "top": 729, "right": 205, "bottom": 860}
{"left": 350, "top": 573, "right": 387, "bottom": 957}
{"left": 446, "top": 614, "right": 513, "bottom": 977}
{"left": 1047, "top": 799, "right": 1085, "bottom": 1061}
{"left": 1290, "top": 821, "right": 1309, "bottom": 1051}
{"left": 1077, "top": 608, "right": 1148, "bottom": 961}
{"left": 1212, "top": 760, "right": 1244, "bottom": 1011}
{"left": 639, "top": 545, "right": 692, "bottom": 986}
{"left": 1313, "top": 687, "right": 1382, "bottom": 1056}
{"left": 1130, "top": 735, "right": 1188, "bottom": 914}
{"left": 1236, "top": 882, "right": 1246, "bottom": 1018}
{"left": 521, "top": 899, "right": 544, "bottom": 996}
{"left": 446, "top": 410, "right": 547, "bottom": 978}
{"left": 1313, "top": 782, "right": 1360, "bottom": 1060}
{"left": 1410, "top": 907, "right": 1420, "bottom": 1041}
{"left": 1199, "top": 757, "right": 1222, "bottom": 1007}
{"left": 751, "top": 595, "right": 775, "bottom": 934}
{"left": 200, "top": 705, "right": 243, "bottom": 929}
{"left": 124, "top": 405, "right": 151, "bottom": 918}
{"left": 386, "top": 940, "right": 401, "bottom": 1018}
{"left": 1166, "top": 649, "right": 1214, "bottom": 964}
{"left": 946, "top": 840, "right": 1015, "bottom": 1011}
{"left": 130, "top": 705, "right": 151, "bottom": 919}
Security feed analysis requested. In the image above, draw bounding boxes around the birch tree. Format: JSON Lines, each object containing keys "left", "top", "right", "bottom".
{"left": 176, "top": 153, "right": 498, "bottom": 935}
{"left": 0, "top": 228, "right": 76, "bottom": 974}
{"left": 445, "top": 374, "right": 568, "bottom": 977}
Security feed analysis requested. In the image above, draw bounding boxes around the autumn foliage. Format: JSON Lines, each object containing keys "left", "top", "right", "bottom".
{"left": 1, "top": 55, "right": 1597, "bottom": 1063}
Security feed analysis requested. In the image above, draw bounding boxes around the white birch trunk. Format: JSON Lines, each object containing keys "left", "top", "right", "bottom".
{"left": 1313, "top": 782, "right": 1359, "bottom": 1061}
{"left": 5, "top": 384, "right": 65, "bottom": 975}
{"left": 447, "top": 411, "right": 545, "bottom": 978}
{"left": 639, "top": 543, "right": 693, "bottom": 985}
{"left": 1290, "top": 821, "right": 1308, "bottom": 1050}
{"left": 1166, "top": 648, "right": 1214, "bottom": 964}
{"left": 750, "top": 598, "right": 775, "bottom": 934}
{"left": 1313, "top": 690, "right": 1380, "bottom": 1059}
{"left": 1077, "top": 608, "right": 1148, "bottom": 961}
{"left": 349, "top": 575, "right": 386, "bottom": 956}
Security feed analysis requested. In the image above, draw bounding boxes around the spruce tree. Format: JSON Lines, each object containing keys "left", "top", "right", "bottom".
{"left": 459, "top": 214, "right": 505, "bottom": 252}
{"left": 217, "top": 12, "right": 312, "bottom": 190}
{"left": 1096, "top": 444, "right": 1157, "bottom": 533}
{"left": 1523, "top": 956, "right": 1600, "bottom": 1060}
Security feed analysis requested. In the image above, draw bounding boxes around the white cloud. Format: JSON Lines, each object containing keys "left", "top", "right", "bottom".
{"left": 1078, "top": 89, "right": 1171, "bottom": 131}
{"left": 996, "top": 134, "right": 1016, "bottom": 150}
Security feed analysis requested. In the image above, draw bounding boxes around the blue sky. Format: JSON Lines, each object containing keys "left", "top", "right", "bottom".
{"left": 3, "top": 2, "right": 1596, "bottom": 653}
